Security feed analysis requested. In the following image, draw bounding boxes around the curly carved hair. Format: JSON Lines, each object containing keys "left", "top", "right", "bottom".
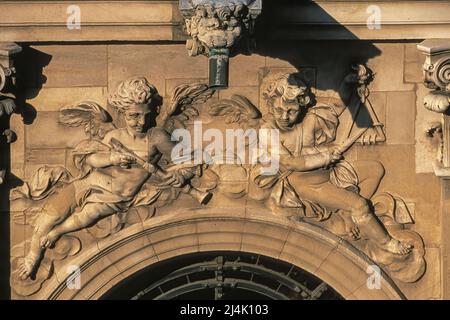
{"left": 263, "top": 73, "right": 311, "bottom": 108}
{"left": 108, "top": 76, "right": 161, "bottom": 113}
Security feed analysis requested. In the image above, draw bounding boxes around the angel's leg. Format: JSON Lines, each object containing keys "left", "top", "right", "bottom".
{"left": 288, "top": 173, "right": 411, "bottom": 255}
{"left": 350, "top": 160, "right": 385, "bottom": 199}
{"left": 40, "top": 202, "right": 116, "bottom": 248}
{"left": 19, "top": 184, "right": 76, "bottom": 280}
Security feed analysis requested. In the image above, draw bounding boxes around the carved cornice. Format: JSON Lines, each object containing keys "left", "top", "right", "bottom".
{"left": 0, "top": 1, "right": 449, "bottom": 42}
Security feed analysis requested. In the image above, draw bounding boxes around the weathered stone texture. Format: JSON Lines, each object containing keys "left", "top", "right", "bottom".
{"left": 8, "top": 39, "right": 442, "bottom": 300}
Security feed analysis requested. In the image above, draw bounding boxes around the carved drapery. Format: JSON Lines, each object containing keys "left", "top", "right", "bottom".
{"left": 179, "top": 0, "right": 262, "bottom": 88}
{"left": 10, "top": 66, "right": 426, "bottom": 298}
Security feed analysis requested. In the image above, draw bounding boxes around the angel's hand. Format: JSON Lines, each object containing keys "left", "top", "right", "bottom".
{"left": 358, "top": 127, "right": 381, "bottom": 145}
{"left": 110, "top": 151, "right": 136, "bottom": 168}
{"left": 326, "top": 146, "right": 344, "bottom": 166}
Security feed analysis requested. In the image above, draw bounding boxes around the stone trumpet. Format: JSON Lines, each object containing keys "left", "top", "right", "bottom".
{"left": 109, "top": 138, "right": 212, "bottom": 205}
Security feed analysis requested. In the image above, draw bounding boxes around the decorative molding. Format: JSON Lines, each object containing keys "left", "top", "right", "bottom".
{"left": 39, "top": 211, "right": 406, "bottom": 300}
{"left": 267, "top": 1, "right": 450, "bottom": 41}
{"left": 179, "top": 0, "right": 262, "bottom": 88}
{"left": 0, "top": 1, "right": 449, "bottom": 42}
{"left": 0, "top": 1, "right": 184, "bottom": 42}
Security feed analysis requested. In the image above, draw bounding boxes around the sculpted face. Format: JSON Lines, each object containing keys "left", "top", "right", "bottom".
{"left": 124, "top": 103, "right": 151, "bottom": 133}
{"left": 271, "top": 98, "right": 300, "bottom": 130}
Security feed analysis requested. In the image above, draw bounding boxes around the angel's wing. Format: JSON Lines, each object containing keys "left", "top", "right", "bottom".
{"left": 162, "top": 83, "right": 214, "bottom": 132}
{"left": 59, "top": 101, "right": 116, "bottom": 139}
{"left": 209, "top": 94, "right": 262, "bottom": 129}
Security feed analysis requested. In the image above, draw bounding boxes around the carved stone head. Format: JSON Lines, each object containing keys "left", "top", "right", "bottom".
{"left": 108, "top": 76, "right": 162, "bottom": 133}
{"left": 263, "top": 73, "right": 311, "bottom": 129}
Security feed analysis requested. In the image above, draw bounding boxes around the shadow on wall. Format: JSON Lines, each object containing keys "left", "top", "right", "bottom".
{"left": 0, "top": 1, "right": 384, "bottom": 299}
{"left": 253, "top": 0, "right": 382, "bottom": 124}
{"left": 0, "top": 45, "right": 51, "bottom": 299}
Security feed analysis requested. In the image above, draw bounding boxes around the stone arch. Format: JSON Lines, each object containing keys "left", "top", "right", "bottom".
{"left": 36, "top": 208, "right": 405, "bottom": 300}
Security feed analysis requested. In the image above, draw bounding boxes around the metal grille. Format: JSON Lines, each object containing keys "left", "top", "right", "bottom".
{"left": 101, "top": 252, "right": 343, "bottom": 300}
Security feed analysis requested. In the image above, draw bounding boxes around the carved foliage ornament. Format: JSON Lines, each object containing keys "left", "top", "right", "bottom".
{"left": 418, "top": 40, "right": 450, "bottom": 113}
{"left": 180, "top": 0, "right": 262, "bottom": 88}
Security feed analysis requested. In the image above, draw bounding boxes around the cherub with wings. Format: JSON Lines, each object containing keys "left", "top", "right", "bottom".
{"left": 17, "top": 76, "right": 214, "bottom": 280}
{"left": 209, "top": 65, "right": 412, "bottom": 256}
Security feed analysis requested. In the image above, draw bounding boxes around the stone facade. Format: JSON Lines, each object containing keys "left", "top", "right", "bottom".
{"left": 1, "top": 0, "right": 450, "bottom": 300}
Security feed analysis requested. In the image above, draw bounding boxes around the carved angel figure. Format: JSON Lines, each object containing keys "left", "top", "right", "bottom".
{"left": 15, "top": 76, "right": 213, "bottom": 280}
{"left": 210, "top": 66, "right": 412, "bottom": 256}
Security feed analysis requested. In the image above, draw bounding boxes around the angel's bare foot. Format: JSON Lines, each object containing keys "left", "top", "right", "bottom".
{"left": 339, "top": 211, "right": 360, "bottom": 240}
{"left": 18, "top": 255, "right": 38, "bottom": 280}
{"left": 383, "top": 238, "right": 413, "bottom": 255}
{"left": 40, "top": 231, "right": 59, "bottom": 249}
{"left": 348, "top": 225, "right": 361, "bottom": 240}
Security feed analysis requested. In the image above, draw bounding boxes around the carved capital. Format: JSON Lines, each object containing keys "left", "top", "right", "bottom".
{"left": 179, "top": 0, "right": 262, "bottom": 88}
{"left": 418, "top": 40, "right": 450, "bottom": 175}
{"left": 0, "top": 42, "right": 21, "bottom": 93}
{"left": 418, "top": 39, "right": 450, "bottom": 113}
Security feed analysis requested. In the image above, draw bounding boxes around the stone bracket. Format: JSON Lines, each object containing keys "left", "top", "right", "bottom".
{"left": 179, "top": 0, "right": 262, "bottom": 88}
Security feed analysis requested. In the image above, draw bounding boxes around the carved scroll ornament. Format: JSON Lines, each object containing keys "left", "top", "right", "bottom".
{"left": 418, "top": 40, "right": 450, "bottom": 173}
{"left": 418, "top": 40, "right": 450, "bottom": 113}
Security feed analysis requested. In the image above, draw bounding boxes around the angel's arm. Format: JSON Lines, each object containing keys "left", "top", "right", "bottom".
{"left": 152, "top": 128, "right": 176, "bottom": 158}
{"left": 152, "top": 128, "right": 196, "bottom": 180}
{"left": 85, "top": 152, "right": 113, "bottom": 168}
{"left": 259, "top": 146, "right": 332, "bottom": 172}
{"left": 258, "top": 133, "right": 333, "bottom": 173}
{"left": 84, "top": 133, "right": 134, "bottom": 168}
{"left": 85, "top": 150, "right": 135, "bottom": 168}
{"left": 279, "top": 153, "right": 333, "bottom": 171}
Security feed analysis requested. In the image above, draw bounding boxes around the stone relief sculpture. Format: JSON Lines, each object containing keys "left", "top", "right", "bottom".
{"left": 11, "top": 77, "right": 216, "bottom": 295}
{"left": 10, "top": 65, "right": 426, "bottom": 297}
{"left": 206, "top": 65, "right": 425, "bottom": 282}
